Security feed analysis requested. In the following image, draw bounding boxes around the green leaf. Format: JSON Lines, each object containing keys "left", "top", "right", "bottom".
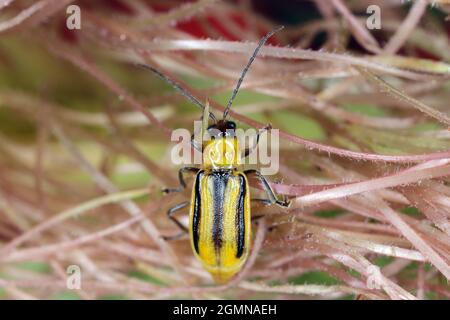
{"left": 272, "top": 111, "right": 326, "bottom": 140}
{"left": 49, "top": 291, "right": 82, "bottom": 300}
{"left": 15, "top": 262, "right": 51, "bottom": 274}
{"left": 289, "top": 271, "right": 341, "bottom": 286}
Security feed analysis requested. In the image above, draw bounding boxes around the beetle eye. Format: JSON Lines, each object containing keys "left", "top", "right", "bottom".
{"left": 227, "top": 121, "right": 236, "bottom": 129}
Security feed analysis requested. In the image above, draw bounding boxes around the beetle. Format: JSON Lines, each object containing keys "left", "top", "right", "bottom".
{"left": 139, "top": 26, "right": 289, "bottom": 283}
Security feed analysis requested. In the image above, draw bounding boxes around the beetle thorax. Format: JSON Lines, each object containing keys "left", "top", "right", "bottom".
{"left": 203, "top": 137, "right": 240, "bottom": 169}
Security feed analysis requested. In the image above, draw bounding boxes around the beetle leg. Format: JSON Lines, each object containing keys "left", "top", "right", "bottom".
{"left": 167, "top": 201, "right": 189, "bottom": 231}
{"left": 162, "top": 167, "right": 199, "bottom": 194}
{"left": 245, "top": 169, "right": 290, "bottom": 207}
{"left": 162, "top": 232, "right": 189, "bottom": 241}
{"left": 162, "top": 201, "right": 190, "bottom": 241}
{"left": 242, "top": 124, "right": 272, "bottom": 158}
{"left": 251, "top": 198, "right": 273, "bottom": 206}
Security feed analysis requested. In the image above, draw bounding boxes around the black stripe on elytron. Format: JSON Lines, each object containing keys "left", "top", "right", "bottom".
{"left": 235, "top": 174, "right": 246, "bottom": 258}
{"left": 192, "top": 170, "right": 204, "bottom": 254}
{"left": 211, "top": 171, "right": 230, "bottom": 251}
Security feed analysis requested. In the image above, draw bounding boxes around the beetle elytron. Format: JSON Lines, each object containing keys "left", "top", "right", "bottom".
{"left": 140, "top": 26, "right": 289, "bottom": 283}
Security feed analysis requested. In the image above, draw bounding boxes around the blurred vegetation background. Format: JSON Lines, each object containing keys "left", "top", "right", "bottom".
{"left": 0, "top": 0, "right": 449, "bottom": 300}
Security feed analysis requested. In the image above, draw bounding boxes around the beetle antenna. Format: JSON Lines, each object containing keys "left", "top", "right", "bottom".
{"left": 223, "top": 25, "right": 284, "bottom": 119}
{"left": 137, "top": 64, "right": 217, "bottom": 122}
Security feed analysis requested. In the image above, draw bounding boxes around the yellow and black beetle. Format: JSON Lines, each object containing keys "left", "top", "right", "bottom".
{"left": 140, "top": 26, "right": 289, "bottom": 283}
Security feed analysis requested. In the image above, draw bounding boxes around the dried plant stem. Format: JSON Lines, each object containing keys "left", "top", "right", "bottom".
{"left": 0, "top": 188, "right": 149, "bottom": 256}
{"left": 46, "top": 42, "right": 172, "bottom": 137}
{"left": 239, "top": 281, "right": 378, "bottom": 298}
{"left": 0, "top": 0, "right": 449, "bottom": 300}
{"left": 329, "top": 0, "right": 381, "bottom": 53}
{"left": 133, "top": 0, "right": 219, "bottom": 28}
{"left": 139, "top": 39, "right": 432, "bottom": 79}
{"left": 4, "top": 214, "right": 145, "bottom": 263}
{"left": 364, "top": 195, "right": 450, "bottom": 280}
{"left": 0, "top": 0, "right": 15, "bottom": 10}
{"left": 0, "top": 1, "right": 47, "bottom": 32}
{"left": 356, "top": 66, "right": 450, "bottom": 127}
{"left": 49, "top": 123, "right": 190, "bottom": 284}
{"left": 293, "top": 162, "right": 450, "bottom": 207}
{"left": 146, "top": 68, "right": 450, "bottom": 163}
{"left": 0, "top": 0, "right": 74, "bottom": 33}
{"left": 384, "top": 0, "right": 429, "bottom": 54}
